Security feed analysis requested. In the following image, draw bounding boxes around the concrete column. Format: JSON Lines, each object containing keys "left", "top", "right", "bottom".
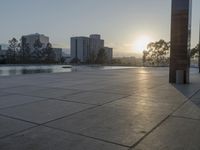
{"left": 169, "top": 0, "right": 192, "bottom": 84}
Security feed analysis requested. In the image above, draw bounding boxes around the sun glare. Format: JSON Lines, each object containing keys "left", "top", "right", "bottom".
{"left": 134, "top": 35, "right": 151, "bottom": 53}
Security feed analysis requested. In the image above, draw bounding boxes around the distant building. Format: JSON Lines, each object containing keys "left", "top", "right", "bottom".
{"left": 0, "top": 44, "right": 9, "bottom": 50}
{"left": 52, "top": 48, "right": 62, "bottom": 62}
{"left": 70, "top": 34, "right": 112, "bottom": 63}
{"left": 21, "top": 33, "right": 49, "bottom": 52}
{"left": 104, "top": 47, "right": 113, "bottom": 63}
{"left": 0, "top": 44, "right": 8, "bottom": 62}
{"left": 0, "top": 50, "right": 7, "bottom": 57}
{"left": 89, "top": 34, "right": 104, "bottom": 54}
{"left": 0, "top": 48, "right": 7, "bottom": 63}
{"left": 71, "top": 37, "right": 90, "bottom": 62}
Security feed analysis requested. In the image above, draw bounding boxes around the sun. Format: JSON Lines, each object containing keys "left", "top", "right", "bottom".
{"left": 133, "top": 35, "right": 152, "bottom": 53}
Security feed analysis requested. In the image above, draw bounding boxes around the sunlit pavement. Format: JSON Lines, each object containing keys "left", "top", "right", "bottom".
{"left": 0, "top": 67, "right": 200, "bottom": 150}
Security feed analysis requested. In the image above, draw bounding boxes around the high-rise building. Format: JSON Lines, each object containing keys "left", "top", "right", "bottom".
{"left": 89, "top": 34, "right": 104, "bottom": 54}
{"left": 71, "top": 37, "right": 90, "bottom": 62}
{"left": 21, "top": 33, "right": 49, "bottom": 52}
{"left": 0, "top": 44, "right": 9, "bottom": 50}
{"left": 169, "top": 0, "right": 192, "bottom": 83}
{"left": 104, "top": 47, "right": 113, "bottom": 63}
{"left": 0, "top": 45, "right": 7, "bottom": 62}
{"left": 70, "top": 34, "right": 112, "bottom": 63}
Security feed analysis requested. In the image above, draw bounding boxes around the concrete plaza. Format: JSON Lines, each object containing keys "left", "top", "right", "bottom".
{"left": 0, "top": 67, "right": 200, "bottom": 150}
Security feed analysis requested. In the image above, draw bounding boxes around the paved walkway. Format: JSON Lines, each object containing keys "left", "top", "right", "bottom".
{"left": 0, "top": 67, "right": 200, "bottom": 150}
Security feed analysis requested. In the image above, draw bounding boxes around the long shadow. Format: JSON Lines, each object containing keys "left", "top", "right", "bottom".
{"left": 172, "top": 71, "right": 200, "bottom": 108}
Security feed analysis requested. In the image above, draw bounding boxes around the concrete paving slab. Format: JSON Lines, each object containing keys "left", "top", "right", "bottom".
{"left": 96, "top": 86, "right": 138, "bottom": 95}
{"left": 106, "top": 96, "right": 182, "bottom": 115}
{"left": 173, "top": 101, "right": 200, "bottom": 120}
{"left": 25, "top": 88, "right": 81, "bottom": 99}
{"left": 133, "top": 117, "right": 200, "bottom": 150}
{"left": 191, "top": 98, "right": 200, "bottom": 107}
{"left": 0, "top": 126, "right": 128, "bottom": 150}
{"left": 0, "top": 116, "right": 35, "bottom": 138}
{"left": 173, "top": 84, "right": 200, "bottom": 98}
{"left": 191, "top": 91, "right": 200, "bottom": 99}
{"left": 0, "top": 99, "right": 93, "bottom": 124}
{"left": 0, "top": 92, "right": 10, "bottom": 97}
{"left": 0, "top": 67, "right": 200, "bottom": 149}
{"left": 47, "top": 105, "right": 167, "bottom": 147}
{"left": 70, "top": 83, "right": 108, "bottom": 91}
{"left": 1, "top": 86, "right": 47, "bottom": 95}
{"left": 0, "top": 95, "right": 46, "bottom": 109}
{"left": 134, "top": 87, "right": 187, "bottom": 103}
{"left": 59, "top": 91, "right": 128, "bottom": 105}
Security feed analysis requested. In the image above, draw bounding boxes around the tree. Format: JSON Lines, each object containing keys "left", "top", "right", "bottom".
{"left": 143, "top": 39, "right": 170, "bottom": 66}
{"left": 87, "top": 50, "right": 97, "bottom": 64}
{"left": 32, "top": 39, "right": 43, "bottom": 63}
{"left": 190, "top": 44, "right": 199, "bottom": 59}
{"left": 43, "top": 43, "right": 56, "bottom": 63}
{"left": 7, "top": 38, "right": 19, "bottom": 64}
{"left": 70, "top": 58, "right": 81, "bottom": 64}
{"left": 143, "top": 50, "right": 148, "bottom": 66}
{"left": 19, "top": 37, "right": 32, "bottom": 63}
{"left": 95, "top": 48, "right": 108, "bottom": 64}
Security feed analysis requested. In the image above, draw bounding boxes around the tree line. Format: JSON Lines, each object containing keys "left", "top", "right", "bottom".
{"left": 143, "top": 39, "right": 200, "bottom": 66}
{"left": 71, "top": 48, "right": 110, "bottom": 64}
{"left": 0, "top": 37, "right": 60, "bottom": 64}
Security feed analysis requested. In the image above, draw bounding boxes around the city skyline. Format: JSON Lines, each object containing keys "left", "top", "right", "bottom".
{"left": 0, "top": 0, "right": 200, "bottom": 57}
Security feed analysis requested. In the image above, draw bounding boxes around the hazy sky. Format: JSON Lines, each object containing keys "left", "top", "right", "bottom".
{"left": 0, "top": 0, "right": 200, "bottom": 57}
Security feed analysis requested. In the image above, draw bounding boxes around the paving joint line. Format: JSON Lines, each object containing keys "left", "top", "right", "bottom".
{"left": 171, "top": 115, "right": 200, "bottom": 121}
{"left": 0, "top": 126, "right": 39, "bottom": 140}
{"left": 41, "top": 95, "right": 131, "bottom": 126}
{"left": 128, "top": 114, "right": 171, "bottom": 150}
{"left": 0, "top": 98, "right": 49, "bottom": 111}
{"left": 43, "top": 125, "right": 130, "bottom": 148}
{"left": 0, "top": 113, "right": 39, "bottom": 125}
{"left": 128, "top": 86, "right": 200, "bottom": 149}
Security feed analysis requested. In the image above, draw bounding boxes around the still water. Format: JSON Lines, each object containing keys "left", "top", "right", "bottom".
{"left": 0, "top": 65, "right": 137, "bottom": 76}
{"left": 0, "top": 65, "right": 72, "bottom": 76}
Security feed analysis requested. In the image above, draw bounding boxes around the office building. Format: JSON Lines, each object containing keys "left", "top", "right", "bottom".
{"left": 0, "top": 48, "right": 7, "bottom": 62}
{"left": 71, "top": 34, "right": 112, "bottom": 63}
{"left": 104, "top": 47, "right": 113, "bottom": 63}
{"left": 0, "top": 44, "right": 8, "bottom": 50}
{"left": 89, "top": 34, "right": 104, "bottom": 54}
{"left": 71, "top": 37, "right": 90, "bottom": 62}
{"left": 21, "top": 33, "right": 49, "bottom": 52}
{"left": 0, "top": 44, "right": 8, "bottom": 61}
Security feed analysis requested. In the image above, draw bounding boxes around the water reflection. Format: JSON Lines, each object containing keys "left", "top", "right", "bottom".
{"left": 0, "top": 65, "right": 72, "bottom": 76}
{"left": 0, "top": 65, "right": 139, "bottom": 76}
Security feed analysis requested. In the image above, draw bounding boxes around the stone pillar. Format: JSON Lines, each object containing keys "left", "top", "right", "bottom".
{"left": 169, "top": 0, "right": 192, "bottom": 84}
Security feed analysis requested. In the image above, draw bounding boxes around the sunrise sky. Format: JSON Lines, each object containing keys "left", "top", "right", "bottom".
{"left": 0, "top": 0, "right": 200, "bottom": 57}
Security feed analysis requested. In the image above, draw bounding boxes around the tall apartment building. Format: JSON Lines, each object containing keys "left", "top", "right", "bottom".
{"left": 21, "top": 33, "right": 49, "bottom": 52}
{"left": 71, "top": 37, "right": 90, "bottom": 62}
{"left": 0, "top": 45, "right": 7, "bottom": 62}
{"left": 104, "top": 47, "right": 113, "bottom": 63}
{"left": 0, "top": 44, "right": 8, "bottom": 50}
{"left": 71, "top": 34, "right": 112, "bottom": 63}
{"left": 89, "top": 34, "right": 104, "bottom": 54}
